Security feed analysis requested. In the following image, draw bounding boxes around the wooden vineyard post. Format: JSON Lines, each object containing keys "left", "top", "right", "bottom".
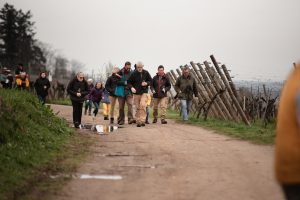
{"left": 210, "top": 55, "right": 250, "bottom": 126}
{"left": 196, "top": 63, "right": 232, "bottom": 120}
{"left": 188, "top": 62, "right": 222, "bottom": 119}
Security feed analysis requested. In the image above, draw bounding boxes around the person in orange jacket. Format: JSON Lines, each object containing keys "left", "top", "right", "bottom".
{"left": 275, "top": 63, "right": 300, "bottom": 200}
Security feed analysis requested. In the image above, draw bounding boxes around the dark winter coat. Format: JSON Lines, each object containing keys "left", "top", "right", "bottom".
{"left": 151, "top": 73, "right": 171, "bottom": 98}
{"left": 85, "top": 83, "right": 94, "bottom": 100}
{"left": 90, "top": 88, "right": 103, "bottom": 103}
{"left": 127, "top": 69, "right": 152, "bottom": 95}
{"left": 105, "top": 74, "right": 121, "bottom": 97}
{"left": 34, "top": 77, "right": 51, "bottom": 97}
{"left": 67, "top": 78, "right": 89, "bottom": 103}
{"left": 175, "top": 75, "right": 198, "bottom": 100}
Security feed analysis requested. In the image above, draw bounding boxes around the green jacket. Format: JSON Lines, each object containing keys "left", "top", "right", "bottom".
{"left": 175, "top": 75, "right": 198, "bottom": 100}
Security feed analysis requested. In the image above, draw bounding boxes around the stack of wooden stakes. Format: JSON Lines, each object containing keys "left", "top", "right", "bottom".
{"left": 166, "top": 55, "right": 251, "bottom": 126}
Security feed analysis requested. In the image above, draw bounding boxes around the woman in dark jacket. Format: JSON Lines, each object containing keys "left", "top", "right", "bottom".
{"left": 90, "top": 82, "right": 103, "bottom": 117}
{"left": 105, "top": 67, "right": 121, "bottom": 124}
{"left": 67, "top": 72, "right": 89, "bottom": 128}
{"left": 34, "top": 72, "right": 51, "bottom": 105}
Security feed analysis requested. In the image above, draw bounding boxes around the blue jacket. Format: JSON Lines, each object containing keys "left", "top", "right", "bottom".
{"left": 115, "top": 68, "right": 134, "bottom": 97}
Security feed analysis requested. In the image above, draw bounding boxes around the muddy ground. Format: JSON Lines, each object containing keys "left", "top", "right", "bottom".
{"left": 50, "top": 104, "right": 284, "bottom": 200}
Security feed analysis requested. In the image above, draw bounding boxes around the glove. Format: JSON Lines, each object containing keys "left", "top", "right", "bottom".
{"left": 131, "top": 87, "right": 136, "bottom": 93}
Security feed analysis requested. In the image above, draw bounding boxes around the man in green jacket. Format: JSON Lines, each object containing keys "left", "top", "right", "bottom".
{"left": 175, "top": 66, "right": 198, "bottom": 121}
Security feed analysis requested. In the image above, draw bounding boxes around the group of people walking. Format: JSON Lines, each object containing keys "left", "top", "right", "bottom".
{"left": 67, "top": 61, "right": 199, "bottom": 129}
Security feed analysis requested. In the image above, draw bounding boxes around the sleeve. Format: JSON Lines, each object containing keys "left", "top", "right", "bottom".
{"left": 193, "top": 78, "right": 198, "bottom": 97}
{"left": 127, "top": 73, "right": 134, "bottom": 89}
{"left": 105, "top": 77, "right": 112, "bottom": 93}
{"left": 67, "top": 80, "right": 76, "bottom": 95}
{"left": 165, "top": 77, "right": 171, "bottom": 92}
{"left": 81, "top": 82, "right": 89, "bottom": 96}
{"left": 150, "top": 76, "right": 155, "bottom": 93}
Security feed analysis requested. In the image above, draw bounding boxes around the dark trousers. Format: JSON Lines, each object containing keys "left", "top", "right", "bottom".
{"left": 38, "top": 95, "right": 46, "bottom": 105}
{"left": 72, "top": 101, "right": 83, "bottom": 126}
{"left": 282, "top": 184, "right": 300, "bottom": 200}
{"left": 117, "top": 95, "right": 133, "bottom": 124}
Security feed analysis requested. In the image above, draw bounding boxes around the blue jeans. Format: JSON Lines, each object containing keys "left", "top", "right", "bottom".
{"left": 85, "top": 100, "right": 92, "bottom": 113}
{"left": 180, "top": 99, "right": 192, "bottom": 121}
{"left": 93, "top": 102, "right": 100, "bottom": 116}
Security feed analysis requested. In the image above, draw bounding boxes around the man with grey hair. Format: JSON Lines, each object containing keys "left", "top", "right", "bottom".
{"left": 128, "top": 62, "right": 152, "bottom": 127}
{"left": 175, "top": 66, "right": 198, "bottom": 121}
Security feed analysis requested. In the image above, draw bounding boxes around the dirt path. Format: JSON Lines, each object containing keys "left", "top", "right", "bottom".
{"left": 50, "top": 104, "right": 284, "bottom": 200}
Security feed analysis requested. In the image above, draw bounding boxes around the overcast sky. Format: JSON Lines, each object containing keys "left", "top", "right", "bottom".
{"left": 2, "top": 0, "right": 300, "bottom": 81}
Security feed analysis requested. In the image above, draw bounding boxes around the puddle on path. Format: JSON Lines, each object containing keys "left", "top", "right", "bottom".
{"left": 80, "top": 124, "right": 120, "bottom": 134}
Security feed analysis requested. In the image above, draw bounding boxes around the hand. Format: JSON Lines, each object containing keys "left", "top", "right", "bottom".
{"left": 86, "top": 100, "right": 89, "bottom": 102}
{"left": 141, "top": 81, "right": 147, "bottom": 86}
{"left": 76, "top": 92, "right": 81, "bottom": 97}
{"left": 124, "top": 80, "right": 127, "bottom": 85}
{"left": 162, "top": 88, "right": 166, "bottom": 93}
{"left": 44, "top": 86, "right": 47, "bottom": 89}
{"left": 131, "top": 87, "right": 136, "bottom": 93}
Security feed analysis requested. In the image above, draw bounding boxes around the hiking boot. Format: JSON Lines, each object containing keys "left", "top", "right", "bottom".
{"left": 118, "top": 121, "right": 125, "bottom": 125}
{"left": 110, "top": 117, "right": 114, "bottom": 124}
{"left": 145, "top": 121, "right": 150, "bottom": 124}
{"left": 84, "top": 110, "right": 87, "bottom": 115}
{"left": 128, "top": 119, "right": 136, "bottom": 124}
{"left": 137, "top": 123, "right": 142, "bottom": 127}
{"left": 152, "top": 118, "right": 157, "bottom": 123}
{"left": 161, "top": 119, "right": 168, "bottom": 124}
{"left": 141, "top": 123, "right": 145, "bottom": 127}
{"left": 104, "top": 116, "right": 109, "bottom": 120}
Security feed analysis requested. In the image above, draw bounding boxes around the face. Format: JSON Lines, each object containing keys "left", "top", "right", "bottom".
{"left": 158, "top": 68, "right": 164, "bottom": 75}
{"left": 137, "top": 65, "right": 143, "bottom": 72}
{"left": 77, "top": 73, "right": 84, "bottom": 82}
{"left": 41, "top": 73, "right": 46, "bottom": 78}
{"left": 125, "top": 64, "right": 131, "bottom": 70}
{"left": 96, "top": 83, "right": 101, "bottom": 89}
{"left": 183, "top": 69, "right": 189, "bottom": 77}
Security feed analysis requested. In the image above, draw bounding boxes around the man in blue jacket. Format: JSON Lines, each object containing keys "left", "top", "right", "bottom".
{"left": 116, "top": 61, "right": 135, "bottom": 125}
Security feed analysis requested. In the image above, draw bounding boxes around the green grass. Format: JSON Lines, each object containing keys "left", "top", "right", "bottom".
{"left": 47, "top": 98, "right": 72, "bottom": 106}
{"left": 0, "top": 89, "right": 92, "bottom": 200}
{"left": 167, "top": 109, "right": 276, "bottom": 145}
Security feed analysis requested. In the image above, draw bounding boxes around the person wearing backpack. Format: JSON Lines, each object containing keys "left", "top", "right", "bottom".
{"left": 105, "top": 67, "right": 121, "bottom": 124}
{"left": 115, "top": 61, "right": 135, "bottom": 125}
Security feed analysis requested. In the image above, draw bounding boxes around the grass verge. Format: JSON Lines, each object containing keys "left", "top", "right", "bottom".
{"left": 0, "top": 89, "right": 93, "bottom": 200}
{"left": 167, "top": 109, "right": 276, "bottom": 145}
{"left": 47, "top": 99, "right": 72, "bottom": 106}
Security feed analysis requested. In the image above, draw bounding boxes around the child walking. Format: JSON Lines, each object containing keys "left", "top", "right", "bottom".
{"left": 90, "top": 82, "right": 103, "bottom": 118}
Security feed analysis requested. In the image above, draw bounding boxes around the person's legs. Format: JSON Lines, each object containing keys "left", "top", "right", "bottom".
{"left": 103, "top": 103, "right": 109, "bottom": 119}
{"left": 78, "top": 102, "right": 83, "bottom": 125}
{"left": 72, "top": 100, "right": 77, "bottom": 126}
{"left": 88, "top": 100, "right": 92, "bottom": 115}
{"left": 84, "top": 100, "right": 88, "bottom": 115}
{"left": 145, "top": 106, "right": 150, "bottom": 123}
{"left": 153, "top": 98, "right": 159, "bottom": 123}
{"left": 160, "top": 97, "right": 168, "bottom": 124}
{"left": 180, "top": 100, "right": 188, "bottom": 121}
{"left": 139, "top": 93, "right": 148, "bottom": 125}
{"left": 126, "top": 95, "right": 134, "bottom": 122}
{"left": 282, "top": 184, "right": 300, "bottom": 200}
{"left": 118, "top": 97, "right": 125, "bottom": 124}
{"left": 93, "top": 102, "right": 99, "bottom": 116}
{"left": 187, "top": 100, "right": 192, "bottom": 116}
{"left": 134, "top": 95, "right": 142, "bottom": 125}
{"left": 110, "top": 96, "right": 117, "bottom": 123}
